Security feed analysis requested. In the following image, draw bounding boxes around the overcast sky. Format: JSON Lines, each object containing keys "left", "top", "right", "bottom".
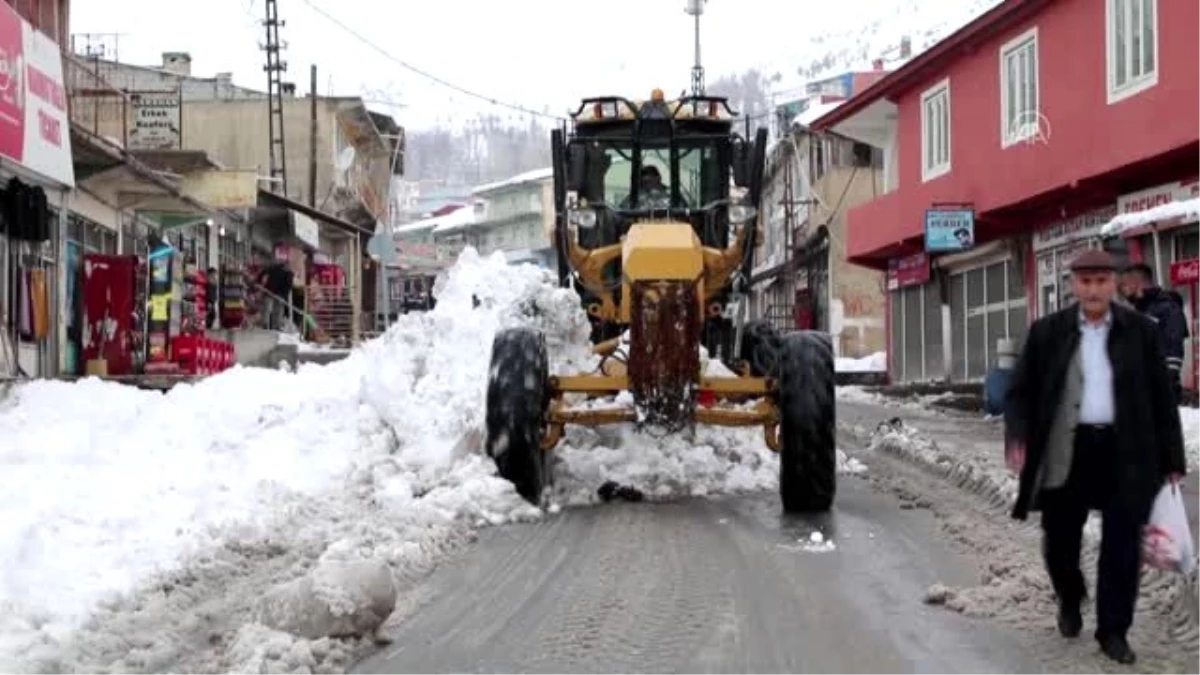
{"left": 70, "top": 0, "right": 989, "bottom": 130}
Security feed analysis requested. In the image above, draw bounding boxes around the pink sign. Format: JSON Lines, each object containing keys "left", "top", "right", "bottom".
{"left": 0, "top": 2, "right": 72, "bottom": 186}
{"left": 1170, "top": 258, "right": 1199, "bottom": 287}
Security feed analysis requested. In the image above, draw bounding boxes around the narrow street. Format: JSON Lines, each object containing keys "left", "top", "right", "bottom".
{"left": 352, "top": 398, "right": 1200, "bottom": 674}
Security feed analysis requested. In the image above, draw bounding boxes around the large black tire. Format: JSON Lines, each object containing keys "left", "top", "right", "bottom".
{"left": 739, "top": 320, "right": 782, "bottom": 377}
{"left": 485, "top": 327, "right": 551, "bottom": 505}
{"left": 777, "top": 330, "right": 836, "bottom": 513}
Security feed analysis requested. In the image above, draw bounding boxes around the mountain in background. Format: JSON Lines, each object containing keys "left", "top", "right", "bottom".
{"left": 401, "top": 0, "right": 1000, "bottom": 187}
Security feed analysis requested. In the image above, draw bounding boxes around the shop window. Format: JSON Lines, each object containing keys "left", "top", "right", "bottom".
{"left": 1107, "top": 0, "right": 1158, "bottom": 104}
{"left": 1175, "top": 230, "right": 1199, "bottom": 262}
{"left": 889, "top": 292, "right": 903, "bottom": 381}
{"left": 922, "top": 281, "right": 944, "bottom": 379}
{"left": 1000, "top": 27, "right": 1039, "bottom": 147}
{"left": 920, "top": 78, "right": 951, "bottom": 182}
{"left": 950, "top": 259, "right": 1028, "bottom": 381}
{"left": 949, "top": 273, "right": 966, "bottom": 380}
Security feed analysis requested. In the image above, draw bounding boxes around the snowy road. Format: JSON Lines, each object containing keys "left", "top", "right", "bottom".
{"left": 353, "top": 480, "right": 1035, "bottom": 674}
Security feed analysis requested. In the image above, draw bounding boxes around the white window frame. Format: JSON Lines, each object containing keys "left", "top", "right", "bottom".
{"left": 1106, "top": 0, "right": 1159, "bottom": 104}
{"left": 920, "top": 78, "right": 952, "bottom": 182}
{"left": 999, "top": 27, "right": 1040, "bottom": 148}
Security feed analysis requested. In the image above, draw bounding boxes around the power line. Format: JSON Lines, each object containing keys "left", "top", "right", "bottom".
{"left": 296, "top": 0, "right": 565, "bottom": 122}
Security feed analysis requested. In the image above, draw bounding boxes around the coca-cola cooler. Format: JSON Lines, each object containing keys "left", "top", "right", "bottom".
{"left": 82, "top": 254, "right": 143, "bottom": 376}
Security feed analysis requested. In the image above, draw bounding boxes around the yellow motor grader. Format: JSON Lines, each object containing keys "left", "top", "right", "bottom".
{"left": 485, "top": 90, "right": 836, "bottom": 513}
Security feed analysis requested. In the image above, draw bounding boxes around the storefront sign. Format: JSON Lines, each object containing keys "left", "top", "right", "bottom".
{"left": 1170, "top": 258, "right": 1199, "bottom": 286}
{"left": 291, "top": 212, "right": 320, "bottom": 249}
{"left": 1113, "top": 181, "right": 1180, "bottom": 212}
{"left": 1032, "top": 205, "right": 1117, "bottom": 253}
{"left": 924, "top": 209, "right": 975, "bottom": 252}
{"left": 129, "top": 89, "right": 182, "bottom": 150}
{"left": 0, "top": 2, "right": 73, "bottom": 186}
{"left": 886, "top": 252, "right": 930, "bottom": 291}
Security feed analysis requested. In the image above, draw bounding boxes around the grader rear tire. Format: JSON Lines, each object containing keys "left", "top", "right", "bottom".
{"left": 777, "top": 330, "right": 836, "bottom": 513}
{"left": 485, "top": 327, "right": 551, "bottom": 505}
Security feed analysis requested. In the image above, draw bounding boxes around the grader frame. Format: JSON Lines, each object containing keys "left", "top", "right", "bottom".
{"left": 484, "top": 90, "right": 837, "bottom": 514}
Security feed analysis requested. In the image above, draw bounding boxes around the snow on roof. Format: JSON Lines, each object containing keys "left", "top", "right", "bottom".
{"left": 794, "top": 99, "right": 846, "bottom": 128}
{"left": 1100, "top": 198, "right": 1200, "bottom": 236}
{"left": 471, "top": 168, "right": 553, "bottom": 196}
{"left": 395, "top": 205, "right": 477, "bottom": 236}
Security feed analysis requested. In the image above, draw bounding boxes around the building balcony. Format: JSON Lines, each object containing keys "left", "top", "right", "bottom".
{"left": 844, "top": 190, "right": 920, "bottom": 268}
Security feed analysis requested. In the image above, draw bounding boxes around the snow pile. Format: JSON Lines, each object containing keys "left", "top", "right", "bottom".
{"left": 0, "top": 249, "right": 593, "bottom": 672}
{"left": 837, "top": 385, "right": 888, "bottom": 404}
{"left": 867, "top": 418, "right": 1017, "bottom": 506}
{"left": 834, "top": 351, "right": 886, "bottom": 373}
{"left": 0, "top": 247, "right": 867, "bottom": 673}
{"left": 1100, "top": 197, "right": 1200, "bottom": 236}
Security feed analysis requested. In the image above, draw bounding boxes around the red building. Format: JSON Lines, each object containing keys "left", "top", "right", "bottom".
{"left": 811, "top": 0, "right": 1199, "bottom": 387}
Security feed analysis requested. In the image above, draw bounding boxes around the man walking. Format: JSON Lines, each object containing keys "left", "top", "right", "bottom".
{"left": 1120, "top": 261, "right": 1189, "bottom": 402}
{"left": 1004, "top": 249, "right": 1186, "bottom": 664}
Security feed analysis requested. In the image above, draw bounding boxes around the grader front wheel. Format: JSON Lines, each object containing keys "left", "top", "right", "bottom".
{"left": 777, "top": 330, "right": 837, "bottom": 513}
{"left": 485, "top": 327, "right": 552, "bottom": 505}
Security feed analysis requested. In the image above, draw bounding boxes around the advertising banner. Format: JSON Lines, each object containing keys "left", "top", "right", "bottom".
{"left": 0, "top": 2, "right": 73, "bottom": 186}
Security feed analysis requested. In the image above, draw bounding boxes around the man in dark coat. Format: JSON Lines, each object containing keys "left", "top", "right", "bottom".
{"left": 1005, "top": 248, "right": 1186, "bottom": 665}
{"left": 1120, "top": 262, "right": 1189, "bottom": 402}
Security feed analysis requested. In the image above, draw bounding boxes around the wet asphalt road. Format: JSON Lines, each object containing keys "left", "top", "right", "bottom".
{"left": 352, "top": 477, "right": 1039, "bottom": 674}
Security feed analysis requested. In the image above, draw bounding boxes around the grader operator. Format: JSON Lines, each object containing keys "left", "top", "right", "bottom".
{"left": 484, "top": 90, "right": 837, "bottom": 514}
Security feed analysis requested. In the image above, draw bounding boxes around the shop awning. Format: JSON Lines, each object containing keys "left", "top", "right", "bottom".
{"left": 70, "top": 125, "right": 246, "bottom": 225}
{"left": 256, "top": 189, "right": 371, "bottom": 239}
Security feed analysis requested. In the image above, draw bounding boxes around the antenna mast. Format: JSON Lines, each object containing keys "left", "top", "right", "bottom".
{"left": 685, "top": 0, "right": 707, "bottom": 96}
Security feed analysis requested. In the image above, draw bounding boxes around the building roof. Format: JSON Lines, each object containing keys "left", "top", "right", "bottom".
{"left": 809, "top": 0, "right": 1052, "bottom": 131}
{"left": 472, "top": 167, "right": 553, "bottom": 196}
{"left": 794, "top": 99, "right": 846, "bottom": 128}
{"left": 394, "top": 203, "right": 478, "bottom": 235}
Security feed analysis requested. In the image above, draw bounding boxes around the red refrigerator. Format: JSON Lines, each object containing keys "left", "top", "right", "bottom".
{"left": 82, "top": 254, "right": 142, "bottom": 376}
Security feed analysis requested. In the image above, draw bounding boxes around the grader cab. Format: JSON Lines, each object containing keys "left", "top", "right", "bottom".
{"left": 484, "top": 90, "right": 837, "bottom": 513}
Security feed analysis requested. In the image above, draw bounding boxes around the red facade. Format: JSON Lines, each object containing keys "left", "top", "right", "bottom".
{"left": 814, "top": 0, "right": 1199, "bottom": 267}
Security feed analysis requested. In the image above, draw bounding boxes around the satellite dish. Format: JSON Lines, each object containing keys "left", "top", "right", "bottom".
{"left": 336, "top": 146, "right": 356, "bottom": 172}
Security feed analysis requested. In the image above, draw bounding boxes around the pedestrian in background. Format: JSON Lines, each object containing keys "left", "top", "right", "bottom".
{"left": 1120, "top": 262, "right": 1189, "bottom": 403}
{"left": 1004, "top": 248, "right": 1186, "bottom": 665}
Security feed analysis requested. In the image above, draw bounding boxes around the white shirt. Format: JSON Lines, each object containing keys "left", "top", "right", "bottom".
{"left": 1078, "top": 310, "right": 1115, "bottom": 424}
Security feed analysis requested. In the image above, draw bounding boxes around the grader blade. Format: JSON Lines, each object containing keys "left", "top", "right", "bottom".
{"left": 627, "top": 280, "right": 700, "bottom": 431}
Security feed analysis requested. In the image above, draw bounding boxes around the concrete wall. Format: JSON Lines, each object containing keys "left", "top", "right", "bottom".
{"left": 90, "top": 59, "right": 268, "bottom": 102}
{"left": 182, "top": 98, "right": 341, "bottom": 208}
{"left": 814, "top": 164, "right": 887, "bottom": 358}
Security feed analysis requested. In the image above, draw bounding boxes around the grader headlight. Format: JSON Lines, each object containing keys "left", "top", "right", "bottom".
{"left": 729, "top": 204, "right": 757, "bottom": 225}
{"left": 568, "top": 207, "right": 598, "bottom": 229}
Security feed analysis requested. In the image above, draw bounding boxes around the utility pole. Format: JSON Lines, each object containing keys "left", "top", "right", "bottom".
{"left": 684, "top": 0, "right": 706, "bottom": 96}
{"left": 781, "top": 136, "right": 796, "bottom": 331}
{"left": 262, "top": 0, "right": 289, "bottom": 197}
{"left": 309, "top": 64, "right": 318, "bottom": 207}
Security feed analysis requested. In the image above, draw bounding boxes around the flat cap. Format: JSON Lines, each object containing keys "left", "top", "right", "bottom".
{"left": 1069, "top": 248, "right": 1117, "bottom": 272}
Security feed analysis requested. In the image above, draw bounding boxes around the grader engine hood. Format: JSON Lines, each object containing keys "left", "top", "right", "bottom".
{"left": 622, "top": 221, "right": 704, "bottom": 431}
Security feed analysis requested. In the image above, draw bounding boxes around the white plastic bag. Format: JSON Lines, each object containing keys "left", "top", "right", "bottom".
{"left": 1142, "top": 483, "right": 1196, "bottom": 574}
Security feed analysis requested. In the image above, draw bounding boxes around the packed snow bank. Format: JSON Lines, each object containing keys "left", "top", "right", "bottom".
{"left": 835, "top": 351, "right": 886, "bottom": 373}
{"left": 0, "top": 247, "right": 863, "bottom": 673}
{"left": 1100, "top": 197, "right": 1200, "bottom": 236}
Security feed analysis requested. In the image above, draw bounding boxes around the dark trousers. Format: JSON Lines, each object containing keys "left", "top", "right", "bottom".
{"left": 1040, "top": 424, "right": 1146, "bottom": 639}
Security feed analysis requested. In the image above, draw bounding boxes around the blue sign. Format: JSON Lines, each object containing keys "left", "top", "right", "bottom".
{"left": 925, "top": 208, "right": 976, "bottom": 252}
